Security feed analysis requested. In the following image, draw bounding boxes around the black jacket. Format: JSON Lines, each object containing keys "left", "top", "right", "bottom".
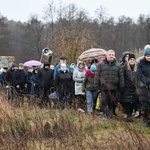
{"left": 120, "top": 65, "right": 138, "bottom": 103}
{"left": 94, "top": 58, "right": 125, "bottom": 91}
{"left": 37, "top": 68, "right": 53, "bottom": 90}
{"left": 13, "top": 69, "right": 27, "bottom": 86}
{"left": 54, "top": 70, "right": 73, "bottom": 93}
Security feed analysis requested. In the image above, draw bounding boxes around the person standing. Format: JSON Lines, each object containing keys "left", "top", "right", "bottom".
{"left": 120, "top": 54, "right": 139, "bottom": 122}
{"left": 53, "top": 56, "right": 70, "bottom": 80}
{"left": 73, "top": 61, "right": 86, "bottom": 111}
{"left": 26, "top": 66, "right": 34, "bottom": 95}
{"left": 94, "top": 50, "right": 125, "bottom": 118}
{"left": 37, "top": 61, "right": 53, "bottom": 107}
{"left": 82, "top": 64, "right": 98, "bottom": 114}
{"left": 5, "top": 63, "right": 18, "bottom": 100}
{"left": 0, "top": 67, "right": 8, "bottom": 87}
{"left": 137, "top": 44, "right": 150, "bottom": 127}
{"left": 13, "top": 63, "right": 27, "bottom": 96}
{"left": 54, "top": 63, "right": 73, "bottom": 109}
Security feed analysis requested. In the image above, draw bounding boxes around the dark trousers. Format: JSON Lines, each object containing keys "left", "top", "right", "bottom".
{"left": 101, "top": 90, "right": 117, "bottom": 116}
{"left": 42, "top": 87, "right": 50, "bottom": 104}
{"left": 141, "top": 101, "right": 150, "bottom": 122}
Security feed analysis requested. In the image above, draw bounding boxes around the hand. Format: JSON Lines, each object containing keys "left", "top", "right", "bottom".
{"left": 81, "top": 92, "right": 85, "bottom": 95}
{"left": 97, "top": 90, "right": 101, "bottom": 93}
{"left": 16, "top": 85, "right": 19, "bottom": 88}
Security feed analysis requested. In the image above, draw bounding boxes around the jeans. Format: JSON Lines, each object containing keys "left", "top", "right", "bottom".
{"left": 86, "top": 90, "right": 98, "bottom": 112}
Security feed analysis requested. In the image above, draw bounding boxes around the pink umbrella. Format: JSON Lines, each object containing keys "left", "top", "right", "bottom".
{"left": 24, "top": 60, "right": 41, "bottom": 67}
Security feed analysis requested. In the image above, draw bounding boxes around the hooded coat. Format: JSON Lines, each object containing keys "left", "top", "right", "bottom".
{"left": 73, "top": 62, "right": 86, "bottom": 95}
{"left": 136, "top": 57, "right": 150, "bottom": 102}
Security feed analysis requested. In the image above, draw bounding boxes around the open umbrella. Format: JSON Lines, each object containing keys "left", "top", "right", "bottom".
{"left": 78, "top": 48, "right": 107, "bottom": 61}
{"left": 23, "top": 60, "right": 41, "bottom": 67}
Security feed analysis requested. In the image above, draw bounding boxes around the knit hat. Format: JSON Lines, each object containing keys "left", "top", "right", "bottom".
{"left": 128, "top": 53, "right": 136, "bottom": 60}
{"left": 43, "top": 61, "right": 50, "bottom": 67}
{"left": 144, "top": 44, "right": 150, "bottom": 56}
{"left": 90, "top": 64, "right": 97, "bottom": 72}
{"left": 11, "top": 63, "right": 17, "bottom": 68}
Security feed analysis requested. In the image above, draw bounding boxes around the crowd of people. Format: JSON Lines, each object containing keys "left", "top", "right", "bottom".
{"left": 0, "top": 44, "right": 150, "bottom": 127}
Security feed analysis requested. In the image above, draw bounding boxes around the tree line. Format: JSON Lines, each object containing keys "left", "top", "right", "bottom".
{"left": 0, "top": 2, "right": 150, "bottom": 64}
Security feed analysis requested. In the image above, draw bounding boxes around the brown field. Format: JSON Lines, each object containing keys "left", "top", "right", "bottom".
{"left": 0, "top": 90, "right": 150, "bottom": 150}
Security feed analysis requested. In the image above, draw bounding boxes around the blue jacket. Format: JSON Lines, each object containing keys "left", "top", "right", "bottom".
{"left": 0, "top": 72, "right": 6, "bottom": 84}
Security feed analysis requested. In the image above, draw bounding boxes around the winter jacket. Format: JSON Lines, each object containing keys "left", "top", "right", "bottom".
{"left": 136, "top": 57, "right": 150, "bottom": 102}
{"left": 120, "top": 64, "right": 138, "bottom": 103}
{"left": 82, "top": 69, "right": 96, "bottom": 92}
{"left": 37, "top": 67, "right": 53, "bottom": 90}
{"left": 5, "top": 68, "right": 15, "bottom": 85}
{"left": 13, "top": 69, "right": 27, "bottom": 87}
{"left": 53, "top": 63, "right": 70, "bottom": 80}
{"left": 0, "top": 72, "right": 6, "bottom": 84}
{"left": 54, "top": 70, "right": 73, "bottom": 93}
{"left": 73, "top": 62, "right": 86, "bottom": 95}
{"left": 94, "top": 58, "right": 125, "bottom": 91}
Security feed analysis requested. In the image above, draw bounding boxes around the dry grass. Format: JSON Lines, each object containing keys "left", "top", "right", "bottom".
{"left": 0, "top": 90, "right": 150, "bottom": 150}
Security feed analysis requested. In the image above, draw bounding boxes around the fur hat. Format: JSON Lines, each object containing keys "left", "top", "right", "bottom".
{"left": 144, "top": 44, "right": 150, "bottom": 56}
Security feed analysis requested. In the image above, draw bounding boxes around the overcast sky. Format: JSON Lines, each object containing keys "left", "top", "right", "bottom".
{"left": 0, "top": 0, "right": 150, "bottom": 22}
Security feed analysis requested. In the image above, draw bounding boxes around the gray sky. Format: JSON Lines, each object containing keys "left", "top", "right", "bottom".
{"left": 0, "top": 0, "right": 150, "bottom": 22}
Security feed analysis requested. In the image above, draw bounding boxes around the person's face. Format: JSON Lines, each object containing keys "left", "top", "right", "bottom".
{"left": 107, "top": 51, "right": 115, "bottom": 62}
{"left": 13, "top": 67, "right": 17, "bottom": 70}
{"left": 124, "top": 54, "right": 129, "bottom": 62}
{"left": 19, "top": 66, "right": 24, "bottom": 70}
{"left": 79, "top": 63, "right": 85, "bottom": 69}
{"left": 44, "top": 65, "right": 49, "bottom": 69}
{"left": 128, "top": 58, "right": 136, "bottom": 66}
{"left": 28, "top": 68, "right": 33, "bottom": 72}
{"left": 145, "top": 55, "right": 150, "bottom": 61}
{"left": 61, "top": 65, "right": 66, "bottom": 72}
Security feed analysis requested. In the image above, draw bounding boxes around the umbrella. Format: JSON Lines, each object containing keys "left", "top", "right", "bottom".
{"left": 78, "top": 48, "right": 107, "bottom": 61}
{"left": 23, "top": 60, "right": 41, "bottom": 67}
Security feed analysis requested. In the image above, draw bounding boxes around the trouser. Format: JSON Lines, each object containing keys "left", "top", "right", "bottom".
{"left": 74, "top": 95, "right": 86, "bottom": 109}
{"left": 101, "top": 90, "right": 118, "bottom": 116}
{"left": 41, "top": 88, "right": 50, "bottom": 105}
{"left": 86, "top": 90, "right": 98, "bottom": 112}
{"left": 141, "top": 101, "right": 150, "bottom": 122}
